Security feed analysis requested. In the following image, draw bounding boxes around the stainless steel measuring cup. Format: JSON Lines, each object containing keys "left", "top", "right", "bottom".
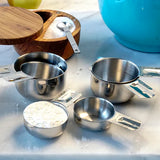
{"left": 74, "top": 97, "right": 141, "bottom": 131}
{"left": 23, "top": 90, "right": 81, "bottom": 139}
{"left": 90, "top": 57, "right": 157, "bottom": 103}
{"left": 0, "top": 52, "right": 67, "bottom": 100}
{"left": 15, "top": 52, "right": 67, "bottom": 100}
{"left": 24, "top": 101, "right": 69, "bottom": 139}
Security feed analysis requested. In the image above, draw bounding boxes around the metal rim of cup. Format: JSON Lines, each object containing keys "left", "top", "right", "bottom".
{"left": 14, "top": 52, "right": 67, "bottom": 80}
{"left": 23, "top": 101, "right": 69, "bottom": 130}
{"left": 91, "top": 57, "right": 140, "bottom": 84}
{"left": 74, "top": 96, "right": 116, "bottom": 123}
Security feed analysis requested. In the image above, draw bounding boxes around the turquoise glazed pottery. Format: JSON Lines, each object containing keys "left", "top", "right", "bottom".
{"left": 98, "top": 0, "right": 160, "bottom": 52}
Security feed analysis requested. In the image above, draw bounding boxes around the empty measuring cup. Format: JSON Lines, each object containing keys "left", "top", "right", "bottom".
{"left": 74, "top": 97, "right": 141, "bottom": 131}
{"left": 90, "top": 57, "right": 158, "bottom": 103}
{"left": 0, "top": 52, "right": 67, "bottom": 100}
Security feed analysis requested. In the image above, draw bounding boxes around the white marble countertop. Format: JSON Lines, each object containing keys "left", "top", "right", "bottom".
{"left": 0, "top": 0, "right": 160, "bottom": 159}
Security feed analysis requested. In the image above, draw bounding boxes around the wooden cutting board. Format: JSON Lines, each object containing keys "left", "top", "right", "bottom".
{"left": 0, "top": 6, "right": 43, "bottom": 45}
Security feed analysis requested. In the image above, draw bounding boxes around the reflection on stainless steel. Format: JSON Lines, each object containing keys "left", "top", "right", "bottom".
{"left": 21, "top": 61, "right": 64, "bottom": 79}
{"left": 74, "top": 97, "right": 114, "bottom": 131}
{"left": 74, "top": 97, "right": 141, "bottom": 131}
{"left": 91, "top": 58, "right": 139, "bottom": 83}
{"left": 14, "top": 52, "right": 67, "bottom": 100}
{"left": 90, "top": 58, "right": 155, "bottom": 103}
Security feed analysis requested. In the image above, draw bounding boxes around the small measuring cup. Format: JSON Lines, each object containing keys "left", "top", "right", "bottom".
{"left": 74, "top": 97, "right": 141, "bottom": 131}
{"left": 24, "top": 90, "right": 82, "bottom": 139}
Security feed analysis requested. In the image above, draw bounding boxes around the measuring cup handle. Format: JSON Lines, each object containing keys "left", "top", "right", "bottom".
{"left": 125, "top": 79, "right": 155, "bottom": 98}
{"left": 139, "top": 66, "right": 160, "bottom": 77}
{"left": 53, "top": 89, "right": 82, "bottom": 107}
{"left": 0, "top": 65, "right": 13, "bottom": 75}
{"left": 109, "top": 112, "right": 141, "bottom": 130}
{"left": 0, "top": 64, "right": 32, "bottom": 82}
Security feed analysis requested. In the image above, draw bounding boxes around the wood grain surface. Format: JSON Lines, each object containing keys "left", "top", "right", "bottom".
{"left": 0, "top": 6, "right": 43, "bottom": 45}
{"left": 14, "top": 10, "right": 81, "bottom": 59}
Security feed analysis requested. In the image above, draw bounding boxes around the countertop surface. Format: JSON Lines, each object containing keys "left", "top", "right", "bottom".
{"left": 0, "top": 0, "right": 160, "bottom": 159}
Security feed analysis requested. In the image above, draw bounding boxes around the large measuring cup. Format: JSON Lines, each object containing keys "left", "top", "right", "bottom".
{"left": 0, "top": 52, "right": 67, "bottom": 100}
{"left": 90, "top": 57, "right": 160, "bottom": 103}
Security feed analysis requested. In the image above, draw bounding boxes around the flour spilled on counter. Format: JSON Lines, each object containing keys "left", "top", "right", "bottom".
{"left": 23, "top": 101, "right": 68, "bottom": 128}
{"left": 74, "top": 136, "right": 90, "bottom": 149}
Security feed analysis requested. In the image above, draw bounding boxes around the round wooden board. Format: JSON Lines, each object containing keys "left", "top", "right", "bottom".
{"left": 0, "top": 6, "right": 43, "bottom": 45}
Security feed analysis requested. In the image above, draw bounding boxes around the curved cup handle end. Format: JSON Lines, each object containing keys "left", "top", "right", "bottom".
{"left": 0, "top": 65, "right": 12, "bottom": 76}
{"left": 0, "top": 65, "right": 32, "bottom": 82}
{"left": 109, "top": 112, "right": 141, "bottom": 131}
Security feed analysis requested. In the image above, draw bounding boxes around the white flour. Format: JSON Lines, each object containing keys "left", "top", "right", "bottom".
{"left": 23, "top": 101, "right": 68, "bottom": 128}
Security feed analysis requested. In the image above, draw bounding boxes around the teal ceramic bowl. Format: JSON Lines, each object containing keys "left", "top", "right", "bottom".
{"left": 98, "top": 0, "right": 160, "bottom": 52}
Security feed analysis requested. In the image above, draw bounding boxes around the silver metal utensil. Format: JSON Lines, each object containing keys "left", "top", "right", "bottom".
{"left": 0, "top": 52, "right": 68, "bottom": 101}
{"left": 74, "top": 97, "right": 141, "bottom": 131}
{"left": 24, "top": 100, "right": 69, "bottom": 139}
{"left": 57, "top": 22, "right": 80, "bottom": 54}
{"left": 90, "top": 57, "right": 156, "bottom": 103}
{"left": 0, "top": 61, "right": 62, "bottom": 83}
{"left": 13, "top": 52, "right": 67, "bottom": 101}
{"left": 0, "top": 63, "right": 33, "bottom": 82}
{"left": 23, "top": 90, "right": 82, "bottom": 139}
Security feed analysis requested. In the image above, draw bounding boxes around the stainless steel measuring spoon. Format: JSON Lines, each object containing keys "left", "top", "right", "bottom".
{"left": 57, "top": 22, "right": 80, "bottom": 54}
{"left": 74, "top": 97, "right": 141, "bottom": 131}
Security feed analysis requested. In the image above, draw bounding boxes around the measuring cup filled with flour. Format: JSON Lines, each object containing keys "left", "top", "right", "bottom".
{"left": 23, "top": 90, "right": 81, "bottom": 139}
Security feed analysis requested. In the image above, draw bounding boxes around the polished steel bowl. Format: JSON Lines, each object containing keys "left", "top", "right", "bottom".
{"left": 73, "top": 97, "right": 141, "bottom": 131}
{"left": 21, "top": 61, "right": 64, "bottom": 80}
{"left": 14, "top": 52, "right": 67, "bottom": 100}
{"left": 90, "top": 58, "right": 155, "bottom": 103}
{"left": 74, "top": 97, "right": 114, "bottom": 131}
